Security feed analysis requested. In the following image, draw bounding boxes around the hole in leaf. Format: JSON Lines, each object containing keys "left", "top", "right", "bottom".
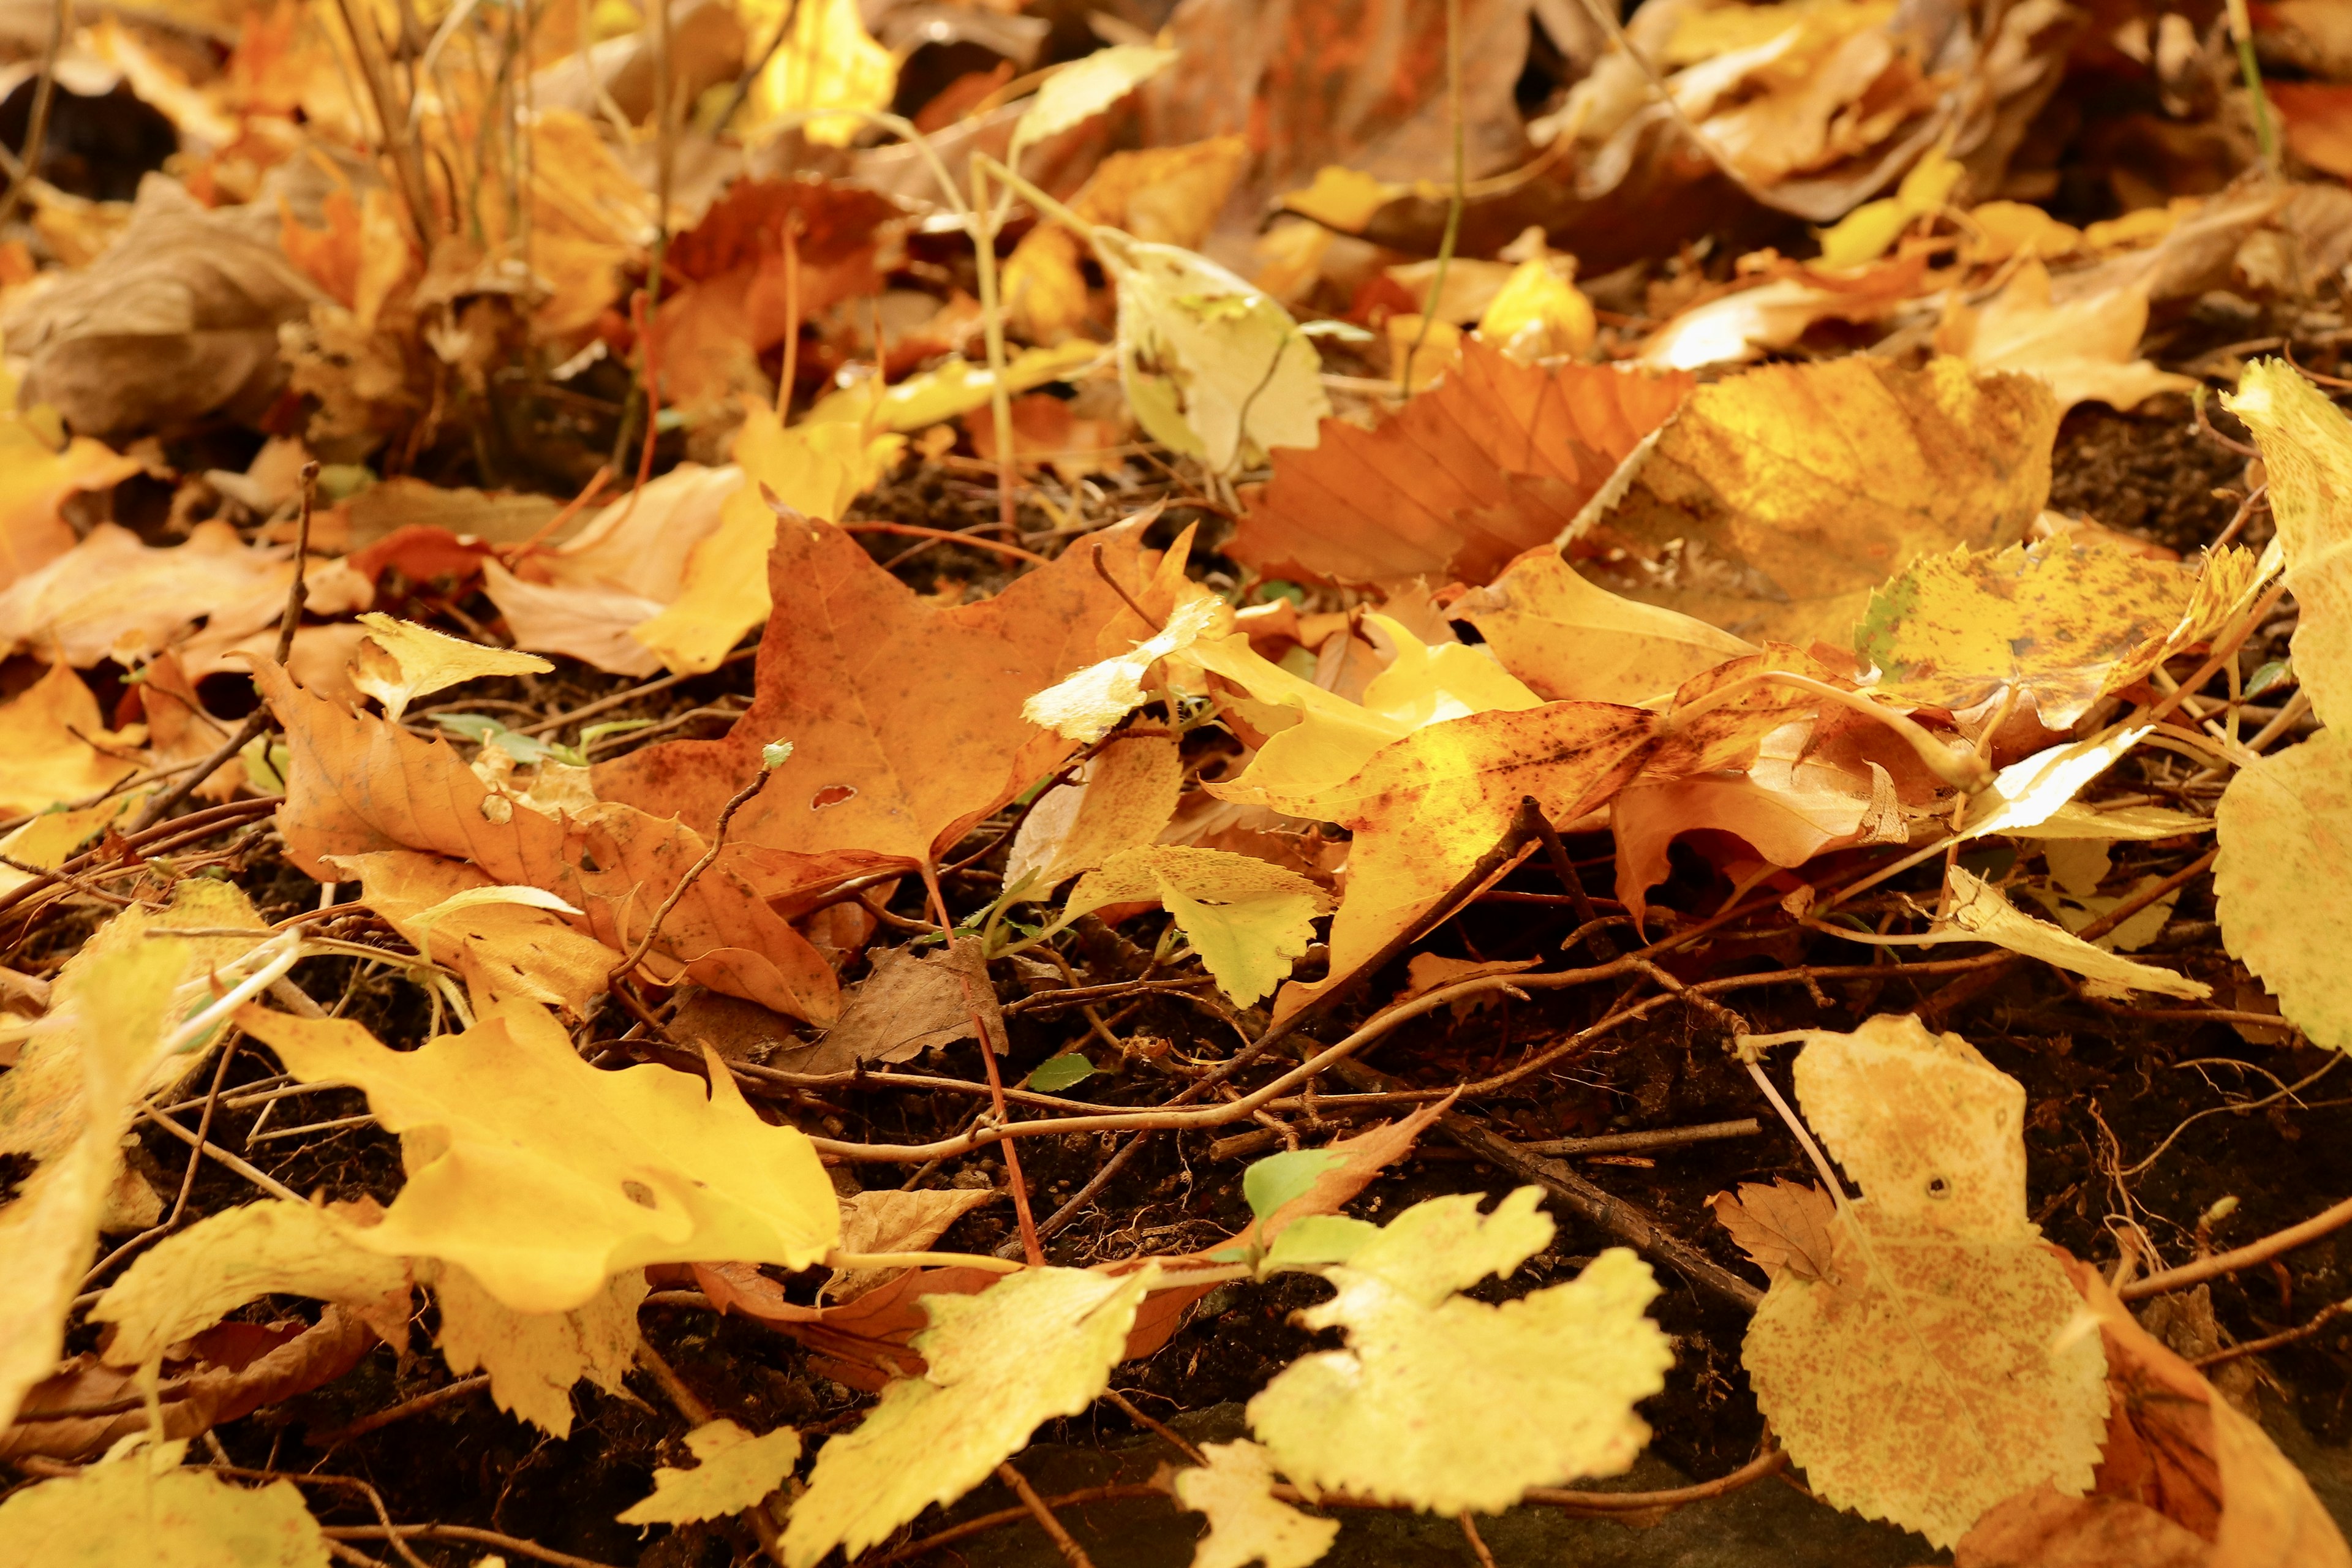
{"left": 1926, "top": 1176, "right": 1950, "bottom": 1199}
{"left": 622, "top": 1179, "right": 658, "bottom": 1208}
{"left": 811, "top": 785, "right": 857, "bottom": 810}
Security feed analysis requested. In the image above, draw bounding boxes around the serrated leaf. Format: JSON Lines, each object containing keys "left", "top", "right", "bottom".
{"left": 1247, "top": 1188, "right": 1672, "bottom": 1514}
{"left": 236, "top": 998, "right": 838, "bottom": 1313}
{"left": 1065, "top": 845, "right": 1332, "bottom": 1005}
{"left": 429, "top": 1261, "right": 646, "bottom": 1439}
{"left": 2216, "top": 729, "right": 2352, "bottom": 1049}
{"left": 619, "top": 1419, "right": 804, "bottom": 1526}
{"left": 1174, "top": 1439, "right": 1337, "bottom": 1568}
{"left": 780, "top": 1264, "right": 1157, "bottom": 1567}
{"left": 350, "top": 614, "right": 552, "bottom": 723}
{"left": 2222, "top": 360, "right": 2352, "bottom": 729}
{"left": 0, "top": 1439, "right": 331, "bottom": 1567}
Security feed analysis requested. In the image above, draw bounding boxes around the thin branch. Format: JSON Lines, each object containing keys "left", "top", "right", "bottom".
{"left": 608, "top": 759, "right": 781, "bottom": 989}
{"left": 2122, "top": 1193, "right": 2352, "bottom": 1302}
{"left": 307, "top": 1374, "right": 492, "bottom": 1449}
{"left": 995, "top": 1461, "right": 1100, "bottom": 1568}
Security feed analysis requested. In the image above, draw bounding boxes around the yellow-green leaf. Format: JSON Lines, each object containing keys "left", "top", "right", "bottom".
{"left": 429, "top": 1260, "right": 647, "bottom": 1439}
{"left": 1065, "top": 845, "right": 1332, "bottom": 1005}
{"left": 0, "top": 1439, "right": 331, "bottom": 1568}
{"left": 1174, "top": 1439, "right": 1337, "bottom": 1568}
{"left": 2223, "top": 360, "right": 2352, "bottom": 729}
{"left": 619, "top": 1419, "right": 804, "bottom": 1526}
{"left": 2217, "top": 729, "right": 2352, "bottom": 1050}
{"left": 350, "top": 614, "right": 552, "bottom": 723}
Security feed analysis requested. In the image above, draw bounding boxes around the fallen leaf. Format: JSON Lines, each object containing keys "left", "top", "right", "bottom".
{"left": 0, "top": 1437, "right": 332, "bottom": 1567}
{"left": 0, "top": 662, "right": 140, "bottom": 817}
{"left": 1940, "top": 258, "right": 2192, "bottom": 415}
{"left": 428, "top": 1260, "right": 647, "bottom": 1439}
{"left": 806, "top": 342, "right": 1105, "bottom": 434}
{"left": 1063, "top": 845, "right": 1334, "bottom": 1005}
{"left": 1278, "top": 167, "right": 1406, "bottom": 234}
{"left": 2215, "top": 731, "right": 2352, "bottom": 1050}
{"left": 1246, "top": 1188, "right": 1673, "bottom": 1513}
{"left": 2222, "top": 360, "right": 2352, "bottom": 731}
{"left": 739, "top": 0, "right": 895, "bottom": 147}
{"left": 89, "top": 1199, "right": 412, "bottom": 1366}
{"left": 349, "top": 614, "right": 552, "bottom": 722}
{"left": 1960, "top": 726, "right": 2157, "bottom": 843}
{"left": 825, "top": 946, "right": 984, "bottom": 1065}
{"left": 1024, "top": 591, "right": 1232, "bottom": 745}
{"left": 235, "top": 998, "right": 839, "bottom": 1313}
{"left": 1710, "top": 1179, "right": 1838, "bottom": 1286}
{"left": 779, "top": 1264, "right": 1158, "bottom": 1567}
{"left": 1232, "top": 344, "right": 1694, "bottom": 589}
{"left": 827, "top": 1188, "right": 999, "bottom": 1302}
{"left": 619, "top": 1417, "right": 804, "bottom": 1526}
{"left": 335, "top": 851, "right": 617, "bottom": 1017}
{"left": 0, "top": 424, "right": 140, "bottom": 592}
{"left": 1477, "top": 260, "right": 1596, "bottom": 361}
{"left": 1942, "top": 867, "right": 2211, "bottom": 999}
{"left": 1014, "top": 45, "right": 1178, "bottom": 155}
{"left": 1640, "top": 255, "right": 1930, "bottom": 372}
{"left": 1817, "top": 148, "right": 1966, "bottom": 267}
{"left": 595, "top": 512, "right": 1180, "bottom": 865}
{"left": 1741, "top": 1015, "right": 2109, "bottom": 1548}
{"left": 1572, "top": 356, "right": 2059, "bottom": 646}
{"left": 1453, "top": 548, "right": 1758, "bottom": 704}
{"left": 1003, "top": 733, "right": 1183, "bottom": 895}
{"left": 1175, "top": 1439, "right": 1338, "bottom": 1568}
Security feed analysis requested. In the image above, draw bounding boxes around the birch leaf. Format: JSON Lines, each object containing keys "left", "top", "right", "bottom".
{"left": 429, "top": 1261, "right": 647, "bottom": 1439}
{"left": 235, "top": 998, "right": 838, "bottom": 1313}
{"left": 350, "top": 614, "right": 552, "bottom": 723}
{"left": 619, "top": 1419, "right": 804, "bottom": 1526}
{"left": 2222, "top": 360, "right": 2352, "bottom": 729}
{"left": 1065, "top": 845, "right": 1332, "bottom": 1005}
{"left": 1247, "top": 1188, "right": 1673, "bottom": 1515}
{"left": 2216, "top": 730, "right": 2352, "bottom": 1050}
{"left": 1175, "top": 1439, "right": 1338, "bottom": 1568}
{"left": 780, "top": 1265, "right": 1157, "bottom": 1567}
{"left": 0, "top": 1439, "right": 330, "bottom": 1568}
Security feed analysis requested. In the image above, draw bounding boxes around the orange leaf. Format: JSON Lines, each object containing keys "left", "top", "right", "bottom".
{"left": 1230, "top": 341, "right": 1694, "bottom": 588}
{"left": 255, "top": 660, "right": 869, "bottom": 1025}
{"left": 592, "top": 512, "right": 1186, "bottom": 866}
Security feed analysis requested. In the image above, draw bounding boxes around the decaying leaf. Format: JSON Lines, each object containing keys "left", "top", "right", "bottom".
{"left": 2215, "top": 731, "right": 2352, "bottom": 1050}
{"left": 1573, "top": 357, "right": 2059, "bottom": 646}
{"left": 428, "top": 1261, "right": 647, "bottom": 1439}
{"left": 1024, "top": 592, "right": 1232, "bottom": 745}
{"left": 1455, "top": 548, "right": 1757, "bottom": 705}
{"left": 0, "top": 662, "right": 140, "bottom": 816}
{"left": 1710, "top": 1179, "right": 1838, "bottom": 1286}
{"left": 1248, "top": 1188, "right": 1672, "bottom": 1513}
{"left": 1943, "top": 867, "right": 2211, "bottom": 1000}
{"left": 1004, "top": 733, "right": 1184, "bottom": 895}
{"left": 0, "top": 1437, "right": 332, "bottom": 1568}
{"left": 1064, "top": 844, "right": 1333, "bottom": 1005}
{"left": 1175, "top": 1439, "right": 1338, "bottom": 1568}
{"left": 619, "top": 1417, "right": 804, "bottom": 1526}
{"left": 235, "top": 998, "right": 839, "bottom": 1313}
{"left": 349, "top": 613, "right": 552, "bottom": 722}
{"left": 780, "top": 1265, "right": 1158, "bottom": 1567}
{"left": 827, "top": 1188, "right": 999, "bottom": 1302}
{"left": 825, "top": 946, "right": 985, "bottom": 1065}
{"left": 1741, "top": 1015, "right": 2109, "bottom": 1548}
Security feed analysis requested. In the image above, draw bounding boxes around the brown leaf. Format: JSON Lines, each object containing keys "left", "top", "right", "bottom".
{"left": 827, "top": 1189, "right": 1000, "bottom": 1302}
{"left": 257, "top": 659, "right": 865, "bottom": 1024}
{"left": 592, "top": 511, "right": 1182, "bottom": 865}
{"left": 1708, "top": 1180, "right": 1838, "bottom": 1287}
{"left": 1231, "top": 342, "right": 1693, "bottom": 589}
{"left": 824, "top": 946, "right": 984, "bottom": 1065}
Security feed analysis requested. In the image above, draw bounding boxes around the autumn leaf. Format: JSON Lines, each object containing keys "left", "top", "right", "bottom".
{"left": 1572, "top": 357, "right": 2059, "bottom": 646}
{"left": 827, "top": 1188, "right": 999, "bottom": 1302}
{"left": 1174, "top": 1440, "right": 1338, "bottom": 1568}
{"left": 235, "top": 998, "right": 839, "bottom": 1313}
{"left": 1940, "top": 867, "right": 2210, "bottom": 1000}
{"left": 0, "top": 422, "right": 140, "bottom": 592}
{"left": 1231, "top": 342, "right": 1694, "bottom": 589}
{"left": 2214, "top": 732, "right": 2352, "bottom": 1050}
{"left": 1454, "top": 548, "right": 1758, "bottom": 705}
{"left": 428, "top": 1260, "right": 647, "bottom": 1439}
{"left": 334, "top": 850, "right": 617, "bottom": 1016}
{"left": 349, "top": 613, "right": 552, "bottom": 722}
{"left": 619, "top": 1418, "right": 804, "bottom": 1526}
{"left": 780, "top": 1264, "right": 1158, "bottom": 1567}
{"left": 1014, "top": 45, "right": 1178, "bottom": 155}
{"left": 0, "top": 661, "right": 140, "bottom": 816}
{"left": 595, "top": 513, "right": 1184, "bottom": 866}
{"left": 1710, "top": 1180, "right": 1838, "bottom": 1287}
{"left": 1062, "top": 845, "right": 1333, "bottom": 1005}
{"left": 0, "top": 1438, "right": 333, "bottom": 1567}
{"left": 1024, "top": 591, "right": 1232, "bottom": 745}
{"left": 2223, "top": 360, "right": 2352, "bottom": 732}
{"left": 737, "top": 0, "right": 895, "bottom": 146}
{"left": 824, "top": 945, "right": 986, "bottom": 1065}
{"left": 1741, "top": 1015, "right": 2109, "bottom": 1548}
{"left": 1939, "top": 258, "right": 2192, "bottom": 415}
{"left": 1247, "top": 1188, "right": 1673, "bottom": 1513}
{"left": 1003, "top": 733, "right": 1183, "bottom": 894}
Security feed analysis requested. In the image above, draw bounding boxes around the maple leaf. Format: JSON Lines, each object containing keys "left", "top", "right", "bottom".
{"left": 1003, "top": 733, "right": 1183, "bottom": 894}
{"left": 1231, "top": 342, "right": 1694, "bottom": 589}
{"left": 1175, "top": 1440, "right": 1338, "bottom": 1568}
{"left": 1572, "top": 356, "right": 2059, "bottom": 646}
{"left": 0, "top": 1438, "right": 332, "bottom": 1567}
{"left": 256, "top": 659, "right": 852, "bottom": 1023}
{"left": 349, "top": 614, "right": 552, "bottom": 722}
{"left": 595, "top": 513, "right": 1183, "bottom": 866}
{"left": 1062, "top": 845, "right": 1333, "bottom": 1005}
{"left": 619, "top": 1418, "right": 805, "bottom": 1526}
{"left": 428, "top": 1261, "right": 647, "bottom": 1439}
{"left": 0, "top": 422, "right": 139, "bottom": 592}
{"left": 235, "top": 998, "right": 839, "bottom": 1313}
{"left": 1247, "top": 1188, "right": 1673, "bottom": 1514}
{"left": 779, "top": 1264, "right": 1158, "bottom": 1567}
{"left": 1453, "top": 548, "right": 1757, "bottom": 704}
{"left": 88, "top": 1199, "right": 412, "bottom": 1366}
{"left": 0, "top": 662, "right": 140, "bottom": 816}
{"left": 333, "top": 851, "right": 616, "bottom": 1017}
{"left": 1741, "top": 1015, "right": 2109, "bottom": 1548}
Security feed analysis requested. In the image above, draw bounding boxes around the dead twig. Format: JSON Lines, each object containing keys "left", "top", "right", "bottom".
{"left": 2122, "top": 1193, "right": 2352, "bottom": 1302}
{"left": 994, "top": 1461, "right": 1101, "bottom": 1568}
{"left": 608, "top": 756, "right": 782, "bottom": 990}
{"left": 307, "top": 1374, "right": 492, "bottom": 1449}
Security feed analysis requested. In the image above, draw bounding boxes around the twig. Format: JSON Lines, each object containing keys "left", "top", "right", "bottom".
{"left": 1101, "top": 1387, "right": 1204, "bottom": 1465}
{"left": 608, "top": 757, "right": 781, "bottom": 989}
{"left": 0, "top": 0, "right": 64, "bottom": 228}
{"left": 2122, "top": 1193, "right": 2352, "bottom": 1301}
{"left": 307, "top": 1375, "right": 492, "bottom": 1448}
{"left": 1518, "top": 1118, "right": 1762, "bottom": 1158}
{"left": 995, "top": 1460, "right": 1100, "bottom": 1568}
{"left": 1525, "top": 794, "right": 1615, "bottom": 959}
{"left": 321, "top": 1525, "right": 619, "bottom": 1568}
{"left": 842, "top": 522, "right": 1051, "bottom": 568}
{"left": 1457, "top": 1512, "right": 1499, "bottom": 1568}
{"left": 1088, "top": 543, "right": 1164, "bottom": 632}
{"left": 993, "top": 1130, "right": 1153, "bottom": 1259}
{"left": 137, "top": 1107, "right": 304, "bottom": 1204}
{"left": 2196, "top": 1295, "right": 2352, "bottom": 1368}
{"left": 862, "top": 1485, "right": 1171, "bottom": 1566}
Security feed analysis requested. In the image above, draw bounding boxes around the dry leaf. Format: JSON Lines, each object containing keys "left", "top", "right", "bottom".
{"left": 1572, "top": 356, "right": 2059, "bottom": 646}
{"left": 1024, "top": 592, "right": 1232, "bottom": 745}
{"left": 0, "top": 662, "right": 140, "bottom": 816}
{"left": 2214, "top": 731, "right": 2352, "bottom": 1050}
{"left": 596, "top": 512, "right": 1180, "bottom": 865}
{"left": 337, "top": 851, "right": 617, "bottom": 1017}
{"left": 1004, "top": 733, "right": 1183, "bottom": 895}
{"left": 2222, "top": 360, "right": 2352, "bottom": 731}
{"left": 827, "top": 1188, "right": 998, "bottom": 1302}
{"left": 1741, "top": 1015, "right": 2110, "bottom": 1548}
{"left": 349, "top": 614, "right": 552, "bottom": 722}
{"left": 1943, "top": 867, "right": 2211, "bottom": 1000}
{"left": 0, "top": 1437, "right": 333, "bottom": 1567}
{"left": 1943, "top": 258, "right": 2192, "bottom": 415}
{"left": 1063, "top": 844, "right": 1334, "bottom": 1005}
{"left": 1710, "top": 1179, "right": 1838, "bottom": 1286}
{"left": 235, "top": 998, "right": 839, "bottom": 1313}
{"left": 739, "top": 0, "right": 896, "bottom": 146}
{"left": 1232, "top": 344, "right": 1694, "bottom": 589}
{"left": 825, "top": 946, "right": 986, "bottom": 1065}
{"left": 619, "top": 1418, "right": 804, "bottom": 1526}
{"left": 1015, "top": 45, "right": 1178, "bottom": 154}
{"left": 1175, "top": 1439, "right": 1338, "bottom": 1568}
{"left": 1247, "top": 1189, "right": 1673, "bottom": 1513}
{"left": 0, "top": 424, "right": 140, "bottom": 592}
{"left": 428, "top": 1260, "right": 647, "bottom": 1439}
{"left": 1455, "top": 547, "right": 1758, "bottom": 704}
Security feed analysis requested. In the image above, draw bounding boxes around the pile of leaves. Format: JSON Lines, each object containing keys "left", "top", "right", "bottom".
{"left": 9, "top": 0, "right": 2352, "bottom": 1565}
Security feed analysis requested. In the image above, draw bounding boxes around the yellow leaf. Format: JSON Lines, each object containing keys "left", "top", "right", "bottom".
{"left": 429, "top": 1260, "right": 647, "bottom": 1439}
{"left": 1174, "top": 1439, "right": 1337, "bottom": 1568}
{"left": 1946, "top": 258, "right": 2190, "bottom": 415}
{"left": 1941, "top": 866, "right": 2209, "bottom": 998}
{"left": 1454, "top": 550, "right": 1757, "bottom": 705}
{"left": 1065, "top": 845, "right": 1333, "bottom": 1006}
{"left": 0, "top": 423, "right": 140, "bottom": 593}
{"left": 620, "top": 1418, "right": 805, "bottom": 1526}
{"left": 1075, "top": 138, "right": 1252, "bottom": 250}
{"left": 1246, "top": 1188, "right": 1672, "bottom": 1513}
{"left": 0, "top": 790, "right": 141, "bottom": 900}
{"left": 1958, "top": 726, "right": 2153, "bottom": 842}
{"left": 1474, "top": 260, "right": 1596, "bottom": 360}
{"left": 235, "top": 998, "right": 839, "bottom": 1313}
{"left": 1013, "top": 45, "right": 1177, "bottom": 154}
{"left": 826, "top": 1187, "right": 999, "bottom": 1302}
{"left": 1741, "top": 1016, "right": 2109, "bottom": 1548}
{"left": 1815, "top": 148, "right": 1964, "bottom": 268}
{"left": 2216, "top": 730, "right": 2352, "bottom": 1050}
{"left": 1003, "top": 226, "right": 1093, "bottom": 345}
{"left": 2223, "top": 360, "right": 2352, "bottom": 729}
{"left": 1003, "top": 733, "right": 1183, "bottom": 895}
{"left": 780, "top": 1265, "right": 1158, "bottom": 1567}
{"left": 805, "top": 341, "right": 1104, "bottom": 432}
{"left": 1279, "top": 166, "right": 1405, "bottom": 235}
{"left": 338, "top": 850, "right": 617, "bottom": 1017}
{"left": 1963, "top": 201, "right": 2083, "bottom": 265}
{"left": 1575, "top": 356, "right": 2059, "bottom": 646}
{"left": 0, "top": 1438, "right": 331, "bottom": 1567}
{"left": 1025, "top": 591, "right": 1232, "bottom": 743}
{"left": 632, "top": 403, "right": 905, "bottom": 674}
{"left": 89, "top": 1199, "right": 413, "bottom": 1366}
{"left": 744, "top": 0, "right": 895, "bottom": 147}
{"left": 0, "top": 662, "right": 140, "bottom": 817}
{"left": 349, "top": 614, "right": 552, "bottom": 723}
{"left": 1854, "top": 539, "right": 2209, "bottom": 726}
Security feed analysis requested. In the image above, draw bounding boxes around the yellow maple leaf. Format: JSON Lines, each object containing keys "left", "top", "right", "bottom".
{"left": 429, "top": 1259, "right": 646, "bottom": 1439}
{"left": 1247, "top": 1188, "right": 1672, "bottom": 1513}
{"left": 235, "top": 998, "right": 839, "bottom": 1313}
{"left": 619, "top": 1417, "right": 804, "bottom": 1526}
{"left": 0, "top": 1438, "right": 331, "bottom": 1567}
{"left": 1002, "top": 733, "right": 1183, "bottom": 895}
{"left": 349, "top": 614, "right": 553, "bottom": 723}
{"left": 1174, "top": 1439, "right": 1337, "bottom": 1568}
{"left": 335, "top": 850, "right": 617, "bottom": 1017}
{"left": 780, "top": 1265, "right": 1158, "bottom": 1567}
{"left": 1063, "top": 845, "right": 1333, "bottom": 1006}
{"left": 1740, "top": 1016, "right": 2109, "bottom": 1548}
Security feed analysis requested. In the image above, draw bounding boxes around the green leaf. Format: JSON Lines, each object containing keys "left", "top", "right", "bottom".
{"left": 1243, "top": 1149, "right": 1343, "bottom": 1224}
{"left": 1263, "top": 1215, "right": 1378, "bottom": 1270}
{"left": 1028, "top": 1054, "right": 1096, "bottom": 1091}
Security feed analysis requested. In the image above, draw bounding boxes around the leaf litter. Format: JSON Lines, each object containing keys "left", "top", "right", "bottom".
{"left": 1, "top": 4, "right": 2351, "bottom": 1566}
